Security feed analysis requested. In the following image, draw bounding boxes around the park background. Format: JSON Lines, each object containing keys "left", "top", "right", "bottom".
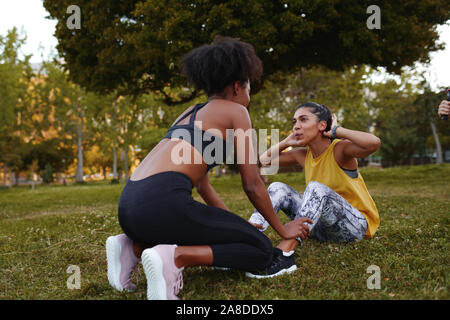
{"left": 0, "top": 1, "right": 449, "bottom": 299}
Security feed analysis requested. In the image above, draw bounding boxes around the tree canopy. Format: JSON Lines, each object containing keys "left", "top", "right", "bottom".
{"left": 44, "top": 0, "right": 449, "bottom": 101}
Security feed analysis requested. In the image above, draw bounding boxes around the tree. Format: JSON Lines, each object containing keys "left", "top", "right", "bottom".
{"left": 414, "top": 86, "right": 450, "bottom": 165}
{"left": 88, "top": 91, "right": 163, "bottom": 181}
{"left": 84, "top": 144, "right": 112, "bottom": 180}
{"left": 370, "top": 75, "right": 424, "bottom": 166}
{"left": 18, "top": 138, "right": 73, "bottom": 185}
{"left": 43, "top": 0, "right": 449, "bottom": 101}
{"left": 0, "top": 28, "right": 32, "bottom": 186}
{"left": 40, "top": 61, "right": 94, "bottom": 183}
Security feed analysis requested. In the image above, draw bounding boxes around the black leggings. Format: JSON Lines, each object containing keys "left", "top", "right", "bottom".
{"left": 118, "top": 171, "right": 273, "bottom": 272}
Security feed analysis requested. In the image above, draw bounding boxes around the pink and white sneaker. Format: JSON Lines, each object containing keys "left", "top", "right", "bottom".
{"left": 141, "top": 244, "right": 184, "bottom": 300}
{"left": 106, "top": 234, "right": 140, "bottom": 292}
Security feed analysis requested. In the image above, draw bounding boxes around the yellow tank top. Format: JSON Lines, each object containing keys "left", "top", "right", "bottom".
{"left": 304, "top": 139, "right": 380, "bottom": 238}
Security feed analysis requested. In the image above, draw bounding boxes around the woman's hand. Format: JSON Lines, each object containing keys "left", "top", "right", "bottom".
{"left": 282, "top": 132, "right": 304, "bottom": 148}
{"left": 282, "top": 218, "right": 314, "bottom": 240}
{"left": 438, "top": 100, "right": 450, "bottom": 118}
{"left": 323, "top": 113, "right": 338, "bottom": 138}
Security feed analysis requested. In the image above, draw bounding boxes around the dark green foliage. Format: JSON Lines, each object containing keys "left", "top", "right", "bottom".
{"left": 42, "top": 164, "right": 55, "bottom": 184}
{"left": 20, "top": 138, "right": 74, "bottom": 174}
{"left": 43, "top": 0, "right": 449, "bottom": 100}
{"left": 372, "top": 80, "right": 450, "bottom": 166}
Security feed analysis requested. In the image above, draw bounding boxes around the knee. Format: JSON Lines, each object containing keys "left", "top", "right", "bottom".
{"left": 305, "top": 181, "right": 331, "bottom": 194}
{"left": 318, "top": 209, "right": 338, "bottom": 227}
{"left": 267, "top": 181, "right": 286, "bottom": 192}
{"left": 267, "top": 181, "right": 293, "bottom": 200}
{"left": 305, "top": 181, "right": 323, "bottom": 190}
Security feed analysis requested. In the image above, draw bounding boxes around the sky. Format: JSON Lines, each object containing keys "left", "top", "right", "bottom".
{"left": 1, "top": 0, "right": 449, "bottom": 91}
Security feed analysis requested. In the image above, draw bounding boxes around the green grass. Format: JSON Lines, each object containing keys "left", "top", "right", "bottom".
{"left": 1, "top": 164, "right": 449, "bottom": 300}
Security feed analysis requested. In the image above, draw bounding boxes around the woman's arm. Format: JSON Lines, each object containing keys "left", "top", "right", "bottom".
{"left": 232, "top": 105, "right": 311, "bottom": 240}
{"left": 260, "top": 133, "right": 307, "bottom": 168}
{"left": 325, "top": 114, "right": 381, "bottom": 164}
{"left": 195, "top": 173, "right": 230, "bottom": 211}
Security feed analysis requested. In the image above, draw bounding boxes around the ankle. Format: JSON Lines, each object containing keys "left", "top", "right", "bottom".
{"left": 133, "top": 242, "right": 143, "bottom": 259}
{"left": 174, "top": 247, "right": 184, "bottom": 269}
{"left": 276, "top": 240, "right": 299, "bottom": 253}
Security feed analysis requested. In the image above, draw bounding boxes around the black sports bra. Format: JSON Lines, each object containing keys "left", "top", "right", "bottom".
{"left": 162, "top": 102, "right": 231, "bottom": 171}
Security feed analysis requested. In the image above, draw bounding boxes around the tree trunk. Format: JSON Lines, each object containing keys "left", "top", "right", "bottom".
{"left": 112, "top": 139, "right": 118, "bottom": 180}
{"left": 7, "top": 167, "right": 12, "bottom": 187}
{"left": 3, "top": 164, "right": 7, "bottom": 186}
{"left": 31, "top": 165, "right": 35, "bottom": 190}
{"left": 75, "top": 107, "right": 85, "bottom": 182}
{"left": 430, "top": 119, "right": 443, "bottom": 165}
{"left": 12, "top": 171, "right": 18, "bottom": 186}
{"left": 123, "top": 120, "right": 129, "bottom": 181}
{"left": 112, "top": 99, "right": 118, "bottom": 180}
{"left": 214, "top": 166, "right": 221, "bottom": 177}
{"left": 124, "top": 146, "right": 129, "bottom": 181}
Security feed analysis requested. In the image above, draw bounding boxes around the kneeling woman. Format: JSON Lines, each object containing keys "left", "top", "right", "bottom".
{"left": 247, "top": 102, "right": 381, "bottom": 277}
{"left": 105, "top": 37, "right": 309, "bottom": 299}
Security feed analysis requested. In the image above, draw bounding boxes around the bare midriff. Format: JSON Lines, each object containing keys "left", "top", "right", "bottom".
{"left": 129, "top": 138, "right": 208, "bottom": 185}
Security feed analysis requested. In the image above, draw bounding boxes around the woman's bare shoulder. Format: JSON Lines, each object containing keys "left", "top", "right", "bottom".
{"left": 171, "top": 104, "right": 197, "bottom": 126}
{"left": 208, "top": 100, "right": 250, "bottom": 125}
{"left": 210, "top": 99, "right": 248, "bottom": 112}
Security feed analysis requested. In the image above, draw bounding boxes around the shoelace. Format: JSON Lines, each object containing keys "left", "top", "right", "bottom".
{"left": 173, "top": 271, "right": 184, "bottom": 295}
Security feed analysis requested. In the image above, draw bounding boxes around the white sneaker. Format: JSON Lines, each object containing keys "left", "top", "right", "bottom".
{"left": 141, "top": 244, "right": 184, "bottom": 300}
{"left": 106, "top": 234, "right": 140, "bottom": 292}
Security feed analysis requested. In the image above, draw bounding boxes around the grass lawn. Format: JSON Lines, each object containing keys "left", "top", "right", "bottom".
{"left": 0, "top": 164, "right": 449, "bottom": 300}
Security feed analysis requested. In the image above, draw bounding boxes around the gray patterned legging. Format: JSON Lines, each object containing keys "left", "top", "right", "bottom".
{"left": 248, "top": 181, "right": 368, "bottom": 243}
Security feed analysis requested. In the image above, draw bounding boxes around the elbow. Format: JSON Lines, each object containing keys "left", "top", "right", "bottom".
{"left": 195, "top": 185, "right": 203, "bottom": 196}
{"left": 241, "top": 165, "right": 265, "bottom": 194}
{"left": 364, "top": 137, "right": 381, "bottom": 155}
{"left": 195, "top": 182, "right": 205, "bottom": 195}
{"left": 243, "top": 177, "right": 263, "bottom": 195}
{"left": 243, "top": 183, "right": 257, "bottom": 195}
{"left": 371, "top": 137, "right": 381, "bottom": 152}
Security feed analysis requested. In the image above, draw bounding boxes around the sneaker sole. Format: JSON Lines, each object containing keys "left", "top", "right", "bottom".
{"left": 212, "top": 266, "right": 231, "bottom": 271}
{"left": 106, "top": 236, "right": 124, "bottom": 292}
{"left": 141, "top": 249, "right": 167, "bottom": 300}
{"left": 244, "top": 265, "right": 298, "bottom": 279}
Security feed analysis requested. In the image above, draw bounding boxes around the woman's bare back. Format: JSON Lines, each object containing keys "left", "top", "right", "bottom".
{"left": 130, "top": 100, "right": 239, "bottom": 185}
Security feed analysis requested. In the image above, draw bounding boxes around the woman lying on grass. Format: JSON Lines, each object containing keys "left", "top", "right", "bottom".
{"left": 246, "top": 102, "right": 381, "bottom": 278}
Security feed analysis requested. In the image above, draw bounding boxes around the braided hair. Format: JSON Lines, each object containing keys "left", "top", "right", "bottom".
{"left": 296, "top": 102, "right": 332, "bottom": 132}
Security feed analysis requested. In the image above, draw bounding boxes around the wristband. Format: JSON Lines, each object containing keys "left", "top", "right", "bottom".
{"left": 332, "top": 125, "right": 340, "bottom": 139}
